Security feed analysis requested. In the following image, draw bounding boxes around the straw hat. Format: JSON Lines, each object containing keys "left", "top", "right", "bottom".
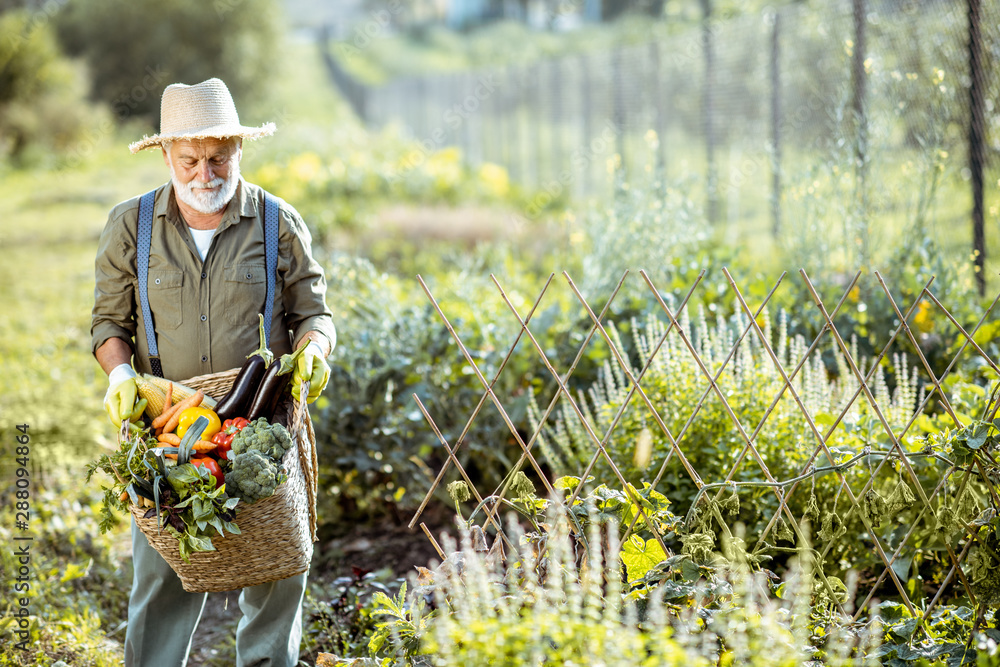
{"left": 129, "top": 78, "right": 275, "bottom": 154}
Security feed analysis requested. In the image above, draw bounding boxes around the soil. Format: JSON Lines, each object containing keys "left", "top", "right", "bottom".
{"left": 186, "top": 509, "right": 451, "bottom": 666}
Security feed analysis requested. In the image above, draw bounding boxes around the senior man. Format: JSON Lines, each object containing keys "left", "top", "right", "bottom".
{"left": 91, "top": 78, "right": 335, "bottom": 666}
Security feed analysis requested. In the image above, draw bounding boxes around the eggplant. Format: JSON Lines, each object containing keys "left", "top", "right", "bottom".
{"left": 246, "top": 358, "right": 292, "bottom": 422}
{"left": 216, "top": 355, "right": 267, "bottom": 421}
{"left": 216, "top": 314, "right": 274, "bottom": 421}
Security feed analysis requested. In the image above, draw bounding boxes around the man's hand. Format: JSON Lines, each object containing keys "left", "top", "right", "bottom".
{"left": 104, "top": 363, "right": 138, "bottom": 425}
{"left": 291, "top": 341, "right": 330, "bottom": 404}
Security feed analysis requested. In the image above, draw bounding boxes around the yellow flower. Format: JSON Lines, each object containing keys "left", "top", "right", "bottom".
{"left": 478, "top": 162, "right": 510, "bottom": 199}
{"left": 913, "top": 299, "right": 933, "bottom": 333}
{"left": 289, "top": 152, "right": 322, "bottom": 182}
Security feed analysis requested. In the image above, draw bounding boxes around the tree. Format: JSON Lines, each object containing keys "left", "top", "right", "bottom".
{"left": 54, "top": 0, "right": 282, "bottom": 127}
{"left": 0, "top": 9, "right": 101, "bottom": 162}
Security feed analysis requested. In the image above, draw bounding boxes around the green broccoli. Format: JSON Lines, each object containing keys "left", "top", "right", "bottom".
{"left": 225, "top": 449, "right": 288, "bottom": 504}
{"left": 230, "top": 418, "right": 293, "bottom": 461}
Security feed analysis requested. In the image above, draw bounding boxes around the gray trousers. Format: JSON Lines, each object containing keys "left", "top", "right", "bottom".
{"left": 125, "top": 520, "right": 305, "bottom": 667}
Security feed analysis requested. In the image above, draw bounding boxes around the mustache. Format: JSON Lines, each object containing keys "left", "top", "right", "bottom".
{"left": 189, "top": 177, "right": 225, "bottom": 190}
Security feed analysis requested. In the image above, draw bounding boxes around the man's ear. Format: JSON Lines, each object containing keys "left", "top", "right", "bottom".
{"left": 161, "top": 146, "right": 170, "bottom": 166}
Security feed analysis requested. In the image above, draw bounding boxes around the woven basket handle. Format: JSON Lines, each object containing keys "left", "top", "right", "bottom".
{"left": 291, "top": 381, "right": 319, "bottom": 541}
{"left": 291, "top": 380, "right": 309, "bottom": 434}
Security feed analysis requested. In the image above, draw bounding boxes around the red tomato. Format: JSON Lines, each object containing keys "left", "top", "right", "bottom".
{"left": 192, "top": 457, "right": 224, "bottom": 488}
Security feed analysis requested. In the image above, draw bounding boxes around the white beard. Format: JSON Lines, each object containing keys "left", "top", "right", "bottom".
{"left": 170, "top": 159, "right": 241, "bottom": 214}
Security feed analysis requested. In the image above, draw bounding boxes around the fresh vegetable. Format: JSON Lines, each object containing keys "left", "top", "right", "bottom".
{"left": 246, "top": 342, "right": 310, "bottom": 421}
{"left": 87, "top": 429, "right": 155, "bottom": 532}
{"left": 152, "top": 463, "right": 241, "bottom": 562}
{"left": 230, "top": 418, "right": 294, "bottom": 462}
{"left": 161, "top": 390, "right": 205, "bottom": 434}
{"left": 176, "top": 406, "right": 221, "bottom": 439}
{"left": 212, "top": 417, "right": 250, "bottom": 461}
{"left": 223, "top": 418, "right": 293, "bottom": 504}
{"left": 90, "top": 414, "right": 242, "bottom": 561}
{"left": 157, "top": 433, "right": 182, "bottom": 446}
{"left": 246, "top": 358, "right": 292, "bottom": 422}
{"left": 225, "top": 449, "right": 287, "bottom": 504}
{"left": 215, "top": 314, "right": 273, "bottom": 422}
{"left": 135, "top": 377, "right": 167, "bottom": 418}
{"left": 191, "top": 456, "right": 224, "bottom": 488}
{"left": 152, "top": 387, "right": 194, "bottom": 430}
{"left": 141, "top": 374, "right": 218, "bottom": 409}
{"left": 193, "top": 440, "right": 217, "bottom": 453}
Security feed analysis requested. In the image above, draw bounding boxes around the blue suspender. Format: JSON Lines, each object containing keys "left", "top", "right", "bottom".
{"left": 262, "top": 193, "right": 279, "bottom": 349}
{"left": 136, "top": 191, "right": 163, "bottom": 377}
{"left": 136, "top": 188, "right": 279, "bottom": 377}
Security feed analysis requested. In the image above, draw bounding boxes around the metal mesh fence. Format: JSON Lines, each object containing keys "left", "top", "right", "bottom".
{"left": 408, "top": 267, "right": 1000, "bottom": 630}
{"left": 327, "top": 0, "right": 998, "bottom": 271}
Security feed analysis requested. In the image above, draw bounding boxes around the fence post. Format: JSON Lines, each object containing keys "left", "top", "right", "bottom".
{"left": 519, "top": 65, "right": 531, "bottom": 187}
{"left": 701, "top": 0, "right": 718, "bottom": 224}
{"left": 650, "top": 40, "right": 667, "bottom": 176}
{"left": 461, "top": 72, "right": 473, "bottom": 168}
{"left": 968, "top": 0, "right": 986, "bottom": 296}
{"left": 580, "top": 54, "right": 592, "bottom": 196}
{"left": 851, "top": 0, "right": 870, "bottom": 272}
{"left": 613, "top": 47, "right": 626, "bottom": 180}
{"left": 482, "top": 73, "right": 494, "bottom": 165}
{"left": 551, "top": 58, "right": 563, "bottom": 187}
{"left": 770, "top": 9, "right": 782, "bottom": 238}
{"left": 533, "top": 63, "right": 544, "bottom": 188}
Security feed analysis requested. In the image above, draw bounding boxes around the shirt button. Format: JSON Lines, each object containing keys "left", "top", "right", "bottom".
{"left": 246, "top": 272, "right": 252, "bottom": 280}
{"left": 201, "top": 272, "right": 207, "bottom": 279}
{"left": 201, "top": 314, "right": 207, "bottom": 322}
{"left": 201, "top": 355, "right": 208, "bottom": 362}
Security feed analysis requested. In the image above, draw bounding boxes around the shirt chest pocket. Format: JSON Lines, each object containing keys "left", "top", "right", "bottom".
{"left": 224, "top": 263, "right": 268, "bottom": 327}
{"left": 147, "top": 269, "right": 184, "bottom": 331}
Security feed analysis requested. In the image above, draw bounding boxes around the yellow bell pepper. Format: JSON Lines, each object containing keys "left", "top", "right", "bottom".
{"left": 175, "top": 406, "right": 222, "bottom": 440}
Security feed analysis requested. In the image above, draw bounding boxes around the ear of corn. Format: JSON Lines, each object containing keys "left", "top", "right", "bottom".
{"left": 140, "top": 374, "right": 218, "bottom": 410}
{"left": 135, "top": 376, "right": 167, "bottom": 418}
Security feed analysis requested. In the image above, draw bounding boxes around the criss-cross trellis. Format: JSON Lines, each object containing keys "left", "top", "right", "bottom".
{"left": 408, "top": 268, "right": 1000, "bottom": 627}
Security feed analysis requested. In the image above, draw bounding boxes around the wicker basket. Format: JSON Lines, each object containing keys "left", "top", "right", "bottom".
{"left": 129, "top": 368, "right": 319, "bottom": 593}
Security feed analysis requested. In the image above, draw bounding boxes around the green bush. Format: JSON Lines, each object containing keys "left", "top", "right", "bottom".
{"left": 312, "top": 254, "right": 554, "bottom": 528}
{"left": 529, "top": 302, "right": 950, "bottom": 571}
{"left": 55, "top": 0, "right": 282, "bottom": 121}
{"left": 368, "top": 512, "right": 882, "bottom": 667}
{"left": 0, "top": 10, "right": 104, "bottom": 164}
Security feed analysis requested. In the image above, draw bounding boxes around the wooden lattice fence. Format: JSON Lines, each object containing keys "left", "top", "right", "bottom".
{"left": 407, "top": 267, "right": 1000, "bottom": 631}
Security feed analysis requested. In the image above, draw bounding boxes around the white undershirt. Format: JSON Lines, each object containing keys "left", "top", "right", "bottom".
{"left": 189, "top": 228, "right": 215, "bottom": 262}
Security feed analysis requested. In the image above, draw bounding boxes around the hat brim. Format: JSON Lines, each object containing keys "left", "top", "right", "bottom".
{"left": 129, "top": 122, "right": 276, "bottom": 154}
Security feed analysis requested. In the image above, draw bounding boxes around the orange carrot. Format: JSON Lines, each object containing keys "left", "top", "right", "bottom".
{"left": 193, "top": 440, "right": 217, "bottom": 453}
{"left": 157, "top": 433, "right": 181, "bottom": 446}
{"left": 152, "top": 392, "right": 186, "bottom": 430}
{"left": 161, "top": 390, "right": 205, "bottom": 434}
{"left": 164, "top": 382, "right": 173, "bottom": 411}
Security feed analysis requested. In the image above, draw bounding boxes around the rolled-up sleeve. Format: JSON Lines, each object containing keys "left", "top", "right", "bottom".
{"left": 91, "top": 208, "right": 138, "bottom": 357}
{"left": 278, "top": 206, "right": 337, "bottom": 355}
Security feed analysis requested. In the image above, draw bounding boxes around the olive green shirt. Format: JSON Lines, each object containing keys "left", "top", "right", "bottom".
{"left": 91, "top": 179, "right": 336, "bottom": 381}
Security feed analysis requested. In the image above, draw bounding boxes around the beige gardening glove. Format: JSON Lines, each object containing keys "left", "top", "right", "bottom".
{"left": 103, "top": 363, "right": 138, "bottom": 426}
{"left": 291, "top": 341, "right": 330, "bottom": 404}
